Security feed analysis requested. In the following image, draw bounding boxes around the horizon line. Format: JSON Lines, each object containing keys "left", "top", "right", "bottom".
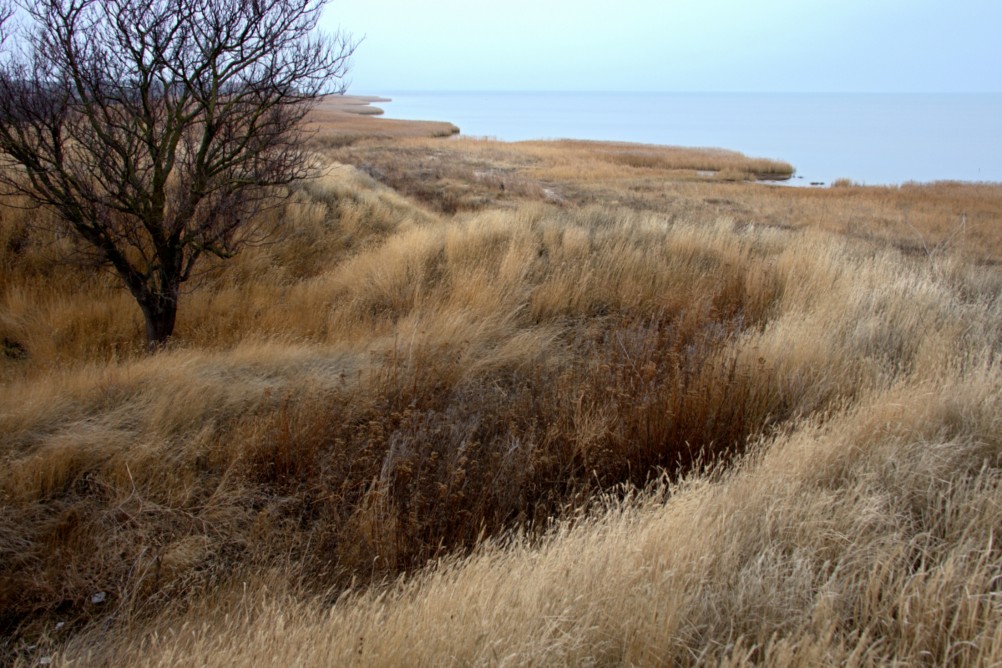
{"left": 348, "top": 88, "right": 1002, "bottom": 96}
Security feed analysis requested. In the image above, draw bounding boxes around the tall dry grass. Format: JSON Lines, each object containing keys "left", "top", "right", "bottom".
{"left": 327, "top": 136, "right": 1002, "bottom": 266}
{"left": 1, "top": 138, "right": 1000, "bottom": 664}
{"left": 518, "top": 139, "right": 795, "bottom": 180}
{"left": 66, "top": 365, "right": 1002, "bottom": 666}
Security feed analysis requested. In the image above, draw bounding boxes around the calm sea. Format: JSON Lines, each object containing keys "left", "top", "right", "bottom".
{"left": 372, "top": 91, "right": 1002, "bottom": 186}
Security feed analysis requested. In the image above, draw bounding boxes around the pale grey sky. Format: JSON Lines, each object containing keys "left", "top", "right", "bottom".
{"left": 322, "top": 0, "right": 1002, "bottom": 93}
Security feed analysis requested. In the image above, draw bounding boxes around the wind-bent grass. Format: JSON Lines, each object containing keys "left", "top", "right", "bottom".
{"left": 68, "top": 367, "right": 1002, "bottom": 666}
{"left": 1, "top": 135, "right": 1000, "bottom": 665}
{"left": 329, "top": 136, "right": 1002, "bottom": 264}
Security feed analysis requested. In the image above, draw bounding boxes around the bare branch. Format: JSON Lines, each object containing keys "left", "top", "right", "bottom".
{"left": 0, "top": 0, "right": 356, "bottom": 349}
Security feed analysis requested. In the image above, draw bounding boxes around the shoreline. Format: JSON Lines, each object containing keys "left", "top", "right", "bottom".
{"left": 308, "top": 94, "right": 460, "bottom": 140}
{"left": 320, "top": 94, "right": 394, "bottom": 116}
{"left": 325, "top": 94, "right": 794, "bottom": 184}
{"left": 360, "top": 90, "right": 1002, "bottom": 187}
{"left": 316, "top": 94, "right": 795, "bottom": 183}
{"left": 318, "top": 93, "right": 1002, "bottom": 188}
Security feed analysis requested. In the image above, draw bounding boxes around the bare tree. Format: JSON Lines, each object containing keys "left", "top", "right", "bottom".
{"left": 0, "top": 0, "right": 355, "bottom": 349}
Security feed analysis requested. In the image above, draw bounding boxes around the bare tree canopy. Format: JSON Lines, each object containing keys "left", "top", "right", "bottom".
{"left": 0, "top": 0, "right": 355, "bottom": 349}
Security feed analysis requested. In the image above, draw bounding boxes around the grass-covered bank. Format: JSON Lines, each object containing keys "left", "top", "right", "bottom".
{"left": 2, "top": 122, "right": 1001, "bottom": 664}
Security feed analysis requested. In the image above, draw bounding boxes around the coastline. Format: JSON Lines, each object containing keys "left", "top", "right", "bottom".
{"left": 367, "top": 90, "right": 1002, "bottom": 186}
{"left": 320, "top": 94, "right": 393, "bottom": 116}
{"left": 308, "top": 94, "right": 460, "bottom": 140}
{"left": 315, "top": 94, "right": 795, "bottom": 182}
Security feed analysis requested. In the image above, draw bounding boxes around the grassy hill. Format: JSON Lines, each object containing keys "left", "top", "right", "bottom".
{"left": 2, "top": 106, "right": 1001, "bottom": 665}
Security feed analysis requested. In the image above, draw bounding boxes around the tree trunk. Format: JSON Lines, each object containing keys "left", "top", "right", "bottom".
{"left": 139, "top": 292, "right": 179, "bottom": 352}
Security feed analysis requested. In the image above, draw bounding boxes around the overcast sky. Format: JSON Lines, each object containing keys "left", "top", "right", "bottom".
{"left": 322, "top": 0, "right": 1002, "bottom": 93}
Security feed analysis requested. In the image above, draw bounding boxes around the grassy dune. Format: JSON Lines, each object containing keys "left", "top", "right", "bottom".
{"left": 1, "top": 119, "right": 1001, "bottom": 665}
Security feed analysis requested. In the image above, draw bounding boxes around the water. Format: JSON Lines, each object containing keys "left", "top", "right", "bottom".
{"left": 370, "top": 91, "right": 1002, "bottom": 186}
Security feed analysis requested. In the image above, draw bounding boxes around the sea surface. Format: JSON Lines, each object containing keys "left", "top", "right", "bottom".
{"left": 370, "top": 91, "right": 1002, "bottom": 186}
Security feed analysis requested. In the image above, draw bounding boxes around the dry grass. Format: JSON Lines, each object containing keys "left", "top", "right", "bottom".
{"left": 1, "top": 125, "right": 1001, "bottom": 665}
{"left": 518, "top": 139, "right": 795, "bottom": 180}
{"left": 327, "top": 136, "right": 796, "bottom": 214}
{"left": 327, "top": 135, "right": 1002, "bottom": 267}
{"left": 65, "top": 368, "right": 1002, "bottom": 666}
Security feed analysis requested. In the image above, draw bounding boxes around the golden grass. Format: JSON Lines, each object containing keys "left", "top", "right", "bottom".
{"left": 325, "top": 136, "right": 1002, "bottom": 267}
{"left": 66, "top": 369, "right": 1002, "bottom": 666}
{"left": 1, "top": 128, "right": 1001, "bottom": 665}
{"left": 518, "top": 139, "right": 795, "bottom": 179}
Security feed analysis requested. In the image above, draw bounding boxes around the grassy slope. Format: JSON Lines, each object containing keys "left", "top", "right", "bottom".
{"left": 1, "top": 120, "right": 1001, "bottom": 664}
